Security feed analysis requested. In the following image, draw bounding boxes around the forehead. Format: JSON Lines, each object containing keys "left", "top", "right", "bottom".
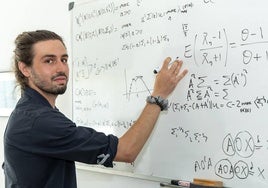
{"left": 32, "top": 40, "right": 67, "bottom": 57}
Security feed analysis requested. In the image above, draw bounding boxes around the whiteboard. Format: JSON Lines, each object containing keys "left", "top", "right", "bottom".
{"left": 71, "top": 0, "right": 268, "bottom": 187}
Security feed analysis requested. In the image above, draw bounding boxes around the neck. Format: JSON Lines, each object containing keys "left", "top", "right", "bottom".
{"left": 30, "top": 86, "right": 58, "bottom": 108}
{"left": 41, "top": 91, "right": 57, "bottom": 108}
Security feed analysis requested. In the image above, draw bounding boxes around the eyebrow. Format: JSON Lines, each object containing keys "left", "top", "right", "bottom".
{"left": 41, "top": 54, "right": 69, "bottom": 59}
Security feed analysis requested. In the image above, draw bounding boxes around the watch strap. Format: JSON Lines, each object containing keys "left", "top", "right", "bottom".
{"left": 146, "top": 96, "right": 169, "bottom": 111}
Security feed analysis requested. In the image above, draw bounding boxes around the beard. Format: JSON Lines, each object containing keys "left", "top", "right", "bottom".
{"left": 31, "top": 70, "right": 68, "bottom": 95}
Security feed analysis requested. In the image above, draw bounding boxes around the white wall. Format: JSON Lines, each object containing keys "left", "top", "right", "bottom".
{"left": 0, "top": 1, "right": 159, "bottom": 187}
{"left": 0, "top": 117, "right": 8, "bottom": 188}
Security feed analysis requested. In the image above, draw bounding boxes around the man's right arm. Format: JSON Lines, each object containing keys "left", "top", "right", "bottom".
{"left": 114, "top": 57, "right": 188, "bottom": 162}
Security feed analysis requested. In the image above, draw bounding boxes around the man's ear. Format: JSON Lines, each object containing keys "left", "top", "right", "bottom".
{"left": 18, "top": 61, "right": 31, "bottom": 77}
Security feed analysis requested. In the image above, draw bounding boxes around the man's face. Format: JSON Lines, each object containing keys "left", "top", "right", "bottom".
{"left": 28, "top": 40, "right": 69, "bottom": 95}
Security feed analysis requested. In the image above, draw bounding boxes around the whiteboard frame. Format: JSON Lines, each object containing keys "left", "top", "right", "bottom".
{"left": 76, "top": 162, "right": 170, "bottom": 183}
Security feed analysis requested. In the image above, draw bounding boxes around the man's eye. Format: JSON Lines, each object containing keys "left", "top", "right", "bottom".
{"left": 62, "top": 58, "right": 68, "bottom": 63}
{"left": 45, "top": 59, "right": 55, "bottom": 64}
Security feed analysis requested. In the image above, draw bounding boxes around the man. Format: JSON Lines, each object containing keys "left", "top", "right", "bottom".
{"left": 3, "top": 30, "right": 188, "bottom": 188}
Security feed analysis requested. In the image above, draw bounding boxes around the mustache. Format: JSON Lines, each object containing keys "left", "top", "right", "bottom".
{"left": 52, "top": 72, "right": 68, "bottom": 80}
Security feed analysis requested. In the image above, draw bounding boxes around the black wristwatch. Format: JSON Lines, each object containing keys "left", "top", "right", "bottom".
{"left": 146, "top": 96, "right": 169, "bottom": 111}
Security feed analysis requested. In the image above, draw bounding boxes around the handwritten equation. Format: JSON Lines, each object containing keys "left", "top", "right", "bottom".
{"left": 170, "top": 72, "right": 268, "bottom": 113}
{"left": 184, "top": 27, "right": 268, "bottom": 68}
{"left": 194, "top": 130, "right": 266, "bottom": 181}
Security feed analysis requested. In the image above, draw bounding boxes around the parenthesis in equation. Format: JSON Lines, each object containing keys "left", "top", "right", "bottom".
{"left": 222, "top": 28, "right": 228, "bottom": 67}
{"left": 193, "top": 34, "right": 198, "bottom": 67}
{"left": 242, "top": 69, "right": 248, "bottom": 87}
{"left": 231, "top": 73, "right": 236, "bottom": 88}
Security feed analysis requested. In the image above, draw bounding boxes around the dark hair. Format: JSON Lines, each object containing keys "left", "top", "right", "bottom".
{"left": 13, "top": 30, "right": 66, "bottom": 91}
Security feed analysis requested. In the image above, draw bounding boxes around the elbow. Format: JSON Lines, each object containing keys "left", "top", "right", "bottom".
{"left": 115, "top": 140, "right": 139, "bottom": 163}
{"left": 123, "top": 150, "right": 138, "bottom": 163}
{"left": 116, "top": 147, "right": 138, "bottom": 163}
